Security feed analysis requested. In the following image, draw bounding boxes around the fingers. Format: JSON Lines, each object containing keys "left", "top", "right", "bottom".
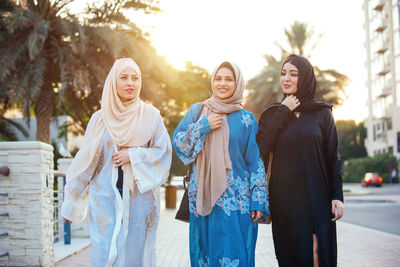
{"left": 207, "top": 114, "right": 224, "bottom": 130}
{"left": 112, "top": 149, "right": 129, "bottom": 167}
{"left": 331, "top": 200, "right": 344, "bottom": 221}
{"left": 251, "top": 211, "right": 263, "bottom": 223}
{"left": 282, "top": 95, "right": 300, "bottom": 111}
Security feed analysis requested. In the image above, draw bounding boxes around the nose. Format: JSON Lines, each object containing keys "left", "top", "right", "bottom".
{"left": 127, "top": 78, "right": 134, "bottom": 85}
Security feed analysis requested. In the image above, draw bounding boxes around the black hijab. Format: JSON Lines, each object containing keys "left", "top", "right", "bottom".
{"left": 275, "top": 54, "right": 331, "bottom": 113}
{"left": 282, "top": 54, "right": 316, "bottom": 104}
{"left": 261, "top": 55, "right": 331, "bottom": 116}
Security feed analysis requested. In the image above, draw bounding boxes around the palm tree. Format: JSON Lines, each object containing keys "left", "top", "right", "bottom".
{"left": 245, "top": 21, "right": 349, "bottom": 119}
{"left": 0, "top": 0, "right": 162, "bottom": 142}
{"left": 0, "top": 0, "right": 89, "bottom": 142}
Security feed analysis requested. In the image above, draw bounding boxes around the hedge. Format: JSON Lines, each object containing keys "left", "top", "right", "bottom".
{"left": 342, "top": 153, "right": 398, "bottom": 183}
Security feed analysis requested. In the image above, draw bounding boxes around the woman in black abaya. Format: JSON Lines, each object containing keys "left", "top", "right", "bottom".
{"left": 256, "top": 54, "right": 344, "bottom": 267}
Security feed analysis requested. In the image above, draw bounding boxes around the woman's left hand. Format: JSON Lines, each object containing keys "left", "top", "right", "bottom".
{"left": 251, "top": 210, "right": 263, "bottom": 223}
{"left": 112, "top": 148, "right": 130, "bottom": 167}
{"left": 331, "top": 200, "right": 344, "bottom": 221}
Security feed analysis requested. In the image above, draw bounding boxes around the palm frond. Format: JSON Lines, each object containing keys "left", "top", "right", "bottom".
{"left": 0, "top": 0, "right": 15, "bottom": 12}
{"left": 28, "top": 20, "right": 50, "bottom": 60}
{"left": 0, "top": 116, "right": 29, "bottom": 137}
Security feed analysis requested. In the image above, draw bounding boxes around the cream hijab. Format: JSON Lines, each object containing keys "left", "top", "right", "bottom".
{"left": 66, "top": 58, "right": 160, "bottom": 194}
{"left": 196, "top": 62, "right": 245, "bottom": 216}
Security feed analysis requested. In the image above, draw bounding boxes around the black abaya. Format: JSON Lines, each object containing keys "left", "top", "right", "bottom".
{"left": 257, "top": 103, "right": 343, "bottom": 267}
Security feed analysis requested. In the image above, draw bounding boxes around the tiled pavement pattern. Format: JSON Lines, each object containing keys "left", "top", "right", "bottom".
{"left": 57, "top": 189, "right": 400, "bottom": 267}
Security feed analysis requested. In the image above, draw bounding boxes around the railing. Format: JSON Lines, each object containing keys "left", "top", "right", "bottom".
{"left": 53, "top": 171, "right": 83, "bottom": 245}
{"left": 0, "top": 166, "right": 10, "bottom": 258}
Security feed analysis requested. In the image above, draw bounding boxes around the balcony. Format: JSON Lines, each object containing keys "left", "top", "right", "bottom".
{"left": 375, "top": 24, "right": 387, "bottom": 33}
{"left": 373, "top": 1, "right": 384, "bottom": 12}
{"left": 377, "top": 63, "right": 391, "bottom": 76}
{"left": 376, "top": 45, "right": 388, "bottom": 55}
{"left": 377, "top": 86, "right": 392, "bottom": 98}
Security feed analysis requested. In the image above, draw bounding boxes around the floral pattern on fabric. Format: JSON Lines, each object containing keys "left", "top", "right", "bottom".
{"left": 241, "top": 113, "right": 253, "bottom": 128}
{"left": 219, "top": 257, "right": 240, "bottom": 267}
{"left": 172, "top": 103, "right": 269, "bottom": 267}
{"left": 173, "top": 116, "right": 211, "bottom": 165}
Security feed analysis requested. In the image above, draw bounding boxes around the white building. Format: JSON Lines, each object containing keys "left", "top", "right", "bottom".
{"left": 363, "top": 0, "right": 400, "bottom": 159}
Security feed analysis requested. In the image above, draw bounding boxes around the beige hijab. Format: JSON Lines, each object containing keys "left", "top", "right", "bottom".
{"left": 66, "top": 58, "right": 160, "bottom": 194}
{"left": 196, "top": 61, "right": 245, "bottom": 216}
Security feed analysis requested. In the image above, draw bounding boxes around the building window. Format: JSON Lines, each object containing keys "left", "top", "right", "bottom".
{"left": 374, "top": 124, "right": 377, "bottom": 140}
{"left": 397, "top": 132, "right": 400, "bottom": 153}
{"left": 388, "top": 146, "right": 394, "bottom": 153}
{"left": 388, "top": 118, "right": 393, "bottom": 130}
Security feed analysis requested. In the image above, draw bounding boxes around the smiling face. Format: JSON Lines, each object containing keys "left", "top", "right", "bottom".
{"left": 116, "top": 67, "right": 140, "bottom": 102}
{"left": 280, "top": 62, "right": 299, "bottom": 95}
{"left": 212, "top": 67, "right": 236, "bottom": 100}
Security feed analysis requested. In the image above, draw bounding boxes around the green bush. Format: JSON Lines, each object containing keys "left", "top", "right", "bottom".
{"left": 342, "top": 153, "right": 398, "bottom": 183}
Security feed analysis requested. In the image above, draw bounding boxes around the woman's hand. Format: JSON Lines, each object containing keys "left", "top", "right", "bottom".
{"left": 251, "top": 210, "right": 264, "bottom": 223}
{"left": 112, "top": 148, "right": 130, "bottom": 167}
{"left": 62, "top": 217, "right": 72, "bottom": 224}
{"left": 207, "top": 114, "right": 223, "bottom": 130}
{"left": 282, "top": 95, "right": 300, "bottom": 111}
{"left": 331, "top": 200, "right": 344, "bottom": 221}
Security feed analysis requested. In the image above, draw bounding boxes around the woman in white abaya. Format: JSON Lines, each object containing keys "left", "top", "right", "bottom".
{"left": 61, "top": 58, "right": 172, "bottom": 267}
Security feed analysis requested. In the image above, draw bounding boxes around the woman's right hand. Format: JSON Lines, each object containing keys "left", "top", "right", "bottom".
{"left": 282, "top": 95, "right": 300, "bottom": 111}
{"left": 207, "top": 114, "right": 223, "bottom": 130}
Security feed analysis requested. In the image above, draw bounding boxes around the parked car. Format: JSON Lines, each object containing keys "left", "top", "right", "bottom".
{"left": 361, "top": 172, "right": 383, "bottom": 187}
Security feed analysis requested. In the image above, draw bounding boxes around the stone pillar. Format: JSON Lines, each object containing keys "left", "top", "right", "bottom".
{"left": 0, "top": 141, "right": 54, "bottom": 266}
{"left": 56, "top": 158, "right": 73, "bottom": 174}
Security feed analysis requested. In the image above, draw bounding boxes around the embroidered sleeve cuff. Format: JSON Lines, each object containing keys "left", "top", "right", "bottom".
{"left": 250, "top": 200, "right": 268, "bottom": 214}
{"left": 198, "top": 116, "right": 212, "bottom": 135}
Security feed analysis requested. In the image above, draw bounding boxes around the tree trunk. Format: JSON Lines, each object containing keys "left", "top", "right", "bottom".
{"left": 34, "top": 79, "right": 55, "bottom": 143}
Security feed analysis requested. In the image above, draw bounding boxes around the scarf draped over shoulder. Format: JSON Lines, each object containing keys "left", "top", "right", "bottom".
{"left": 66, "top": 58, "right": 160, "bottom": 194}
{"left": 195, "top": 61, "right": 244, "bottom": 216}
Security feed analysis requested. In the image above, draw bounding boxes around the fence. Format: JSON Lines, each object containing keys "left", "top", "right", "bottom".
{"left": 53, "top": 170, "right": 84, "bottom": 245}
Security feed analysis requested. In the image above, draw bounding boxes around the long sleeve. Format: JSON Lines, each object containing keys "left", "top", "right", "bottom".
{"left": 128, "top": 115, "right": 172, "bottom": 193}
{"left": 243, "top": 114, "right": 269, "bottom": 214}
{"left": 172, "top": 103, "right": 211, "bottom": 165}
{"left": 323, "top": 109, "right": 343, "bottom": 202}
{"left": 61, "top": 146, "right": 102, "bottom": 222}
{"left": 256, "top": 105, "right": 293, "bottom": 157}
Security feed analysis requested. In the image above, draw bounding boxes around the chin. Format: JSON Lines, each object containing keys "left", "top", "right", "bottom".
{"left": 121, "top": 96, "right": 136, "bottom": 102}
{"left": 283, "top": 90, "right": 296, "bottom": 95}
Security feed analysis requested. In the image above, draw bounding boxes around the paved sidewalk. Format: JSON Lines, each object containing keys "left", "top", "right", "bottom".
{"left": 57, "top": 190, "right": 400, "bottom": 267}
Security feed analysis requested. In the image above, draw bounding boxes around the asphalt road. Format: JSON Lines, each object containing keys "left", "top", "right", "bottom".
{"left": 342, "top": 183, "right": 400, "bottom": 236}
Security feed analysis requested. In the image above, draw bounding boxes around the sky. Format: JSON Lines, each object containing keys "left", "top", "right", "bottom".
{"left": 72, "top": 0, "right": 368, "bottom": 122}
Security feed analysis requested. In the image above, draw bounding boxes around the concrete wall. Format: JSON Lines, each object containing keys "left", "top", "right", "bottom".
{"left": 0, "top": 142, "right": 54, "bottom": 266}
